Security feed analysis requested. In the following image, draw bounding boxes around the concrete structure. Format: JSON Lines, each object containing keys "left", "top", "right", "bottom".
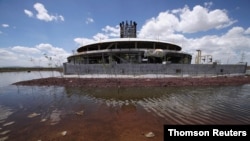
{"left": 63, "top": 63, "right": 247, "bottom": 76}
{"left": 63, "top": 21, "right": 247, "bottom": 76}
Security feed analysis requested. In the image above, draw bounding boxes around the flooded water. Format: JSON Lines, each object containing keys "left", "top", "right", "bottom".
{"left": 0, "top": 72, "right": 250, "bottom": 141}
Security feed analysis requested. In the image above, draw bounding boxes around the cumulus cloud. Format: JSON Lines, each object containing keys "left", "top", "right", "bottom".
{"left": 0, "top": 44, "right": 70, "bottom": 67}
{"left": 2, "top": 24, "right": 9, "bottom": 28}
{"left": 135, "top": 4, "right": 248, "bottom": 64}
{"left": 36, "top": 43, "right": 68, "bottom": 55}
{"left": 0, "top": 49, "right": 17, "bottom": 61}
{"left": 11, "top": 46, "right": 41, "bottom": 54}
{"left": 73, "top": 25, "right": 119, "bottom": 46}
{"left": 34, "top": 3, "right": 64, "bottom": 22}
{"left": 93, "top": 33, "right": 109, "bottom": 41}
{"left": 176, "top": 5, "right": 236, "bottom": 33}
{"left": 24, "top": 9, "right": 33, "bottom": 17}
{"left": 74, "top": 38, "right": 95, "bottom": 46}
{"left": 138, "top": 11, "right": 179, "bottom": 39}
{"left": 85, "top": 17, "right": 94, "bottom": 24}
{"left": 24, "top": 3, "right": 64, "bottom": 22}
{"left": 182, "top": 26, "right": 250, "bottom": 64}
{"left": 204, "top": 2, "right": 213, "bottom": 8}
{"left": 139, "top": 4, "right": 236, "bottom": 37}
{"left": 245, "top": 27, "right": 250, "bottom": 34}
{"left": 82, "top": 25, "right": 119, "bottom": 42}
{"left": 102, "top": 25, "right": 120, "bottom": 37}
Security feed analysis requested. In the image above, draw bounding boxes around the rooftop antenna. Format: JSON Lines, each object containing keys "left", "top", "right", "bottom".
{"left": 240, "top": 52, "right": 245, "bottom": 63}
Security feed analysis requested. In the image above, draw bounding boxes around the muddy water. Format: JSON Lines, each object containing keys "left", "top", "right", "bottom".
{"left": 0, "top": 72, "right": 250, "bottom": 141}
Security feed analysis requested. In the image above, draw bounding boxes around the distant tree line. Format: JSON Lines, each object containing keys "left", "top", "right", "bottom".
{"left": 0, "top": 67, "right": 63, "bottom": 72}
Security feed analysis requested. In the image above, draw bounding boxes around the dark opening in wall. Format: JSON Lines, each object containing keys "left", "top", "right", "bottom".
{"left": 220, "top": 69, "right": 224, "bottom": 73}
{"left": 176, "top": 69, "right": 181, "bottom": 74}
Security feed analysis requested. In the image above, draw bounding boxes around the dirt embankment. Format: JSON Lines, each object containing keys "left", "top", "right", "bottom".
{"left": 13, "top": 75, "right": 250, "bottom": 88}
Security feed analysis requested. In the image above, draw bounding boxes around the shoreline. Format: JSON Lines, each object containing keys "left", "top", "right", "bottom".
{"left": 13, "top": 75, "right": 250, "bottom": 88}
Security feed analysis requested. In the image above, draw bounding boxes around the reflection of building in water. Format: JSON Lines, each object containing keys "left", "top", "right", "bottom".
{"left": 120, "top": 102, "right": 137, "bottom": 113}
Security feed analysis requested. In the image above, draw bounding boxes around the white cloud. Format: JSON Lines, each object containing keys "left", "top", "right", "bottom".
{"left": 59, "top": 15, "right": 64, "bottom": 21}
{"left": 182, "top": 26, "right": 250, "bottom": 64}
{"left": 139, "top": 4, "right": 236, "bottom": 36}
{"left": 102, "top": 25, "right": 120, "bottom": 37}
{"left": 138, "top": 11, "right": 179, "bottom": 39}
{"left": 36, "top": 43, "right": 68, "bottom": 56}
{"left": 85, "top": 17, "right": 94, "bottom": 24}
{"left": 93, "top": 33, "right": 109, "bottom": 41}
{"left": 176, "top": 5, "right": 236, "bottom": 33}
{"left": 24, "top": 9, "right": 33, "bottom": 17}
{"left": 245, "top": 27, "right": 250, "bottom": 34}
{"left": 2, "top": 24, "right": 9, "bottom": 28}
{"left": 73, "top": 25, "right": 120, "bottom": 47}
{"left": 204, "top": 2, "right": 213, "bottom": 8}
{"left": 36, "top": 43, "right": 54, "bottom": 51}
{"left": 0, "top": 49, "right": 17, "bottom": 60}
{"left": 33, "top": 3, "right": 64, "bottom": 22}
{"left": 73, "top": 26, "right": 119, "bottom": 47}
{"left": 0, "top": 44, "right": 70, "bottom": 67}
{"left": 135, "top": 4, "right": 248, "bottom": 64}
{"left": 74, "top": 38, "right": 95, "bottom": 46}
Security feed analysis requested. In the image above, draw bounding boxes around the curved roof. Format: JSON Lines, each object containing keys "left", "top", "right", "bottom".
{"left": 77, "top": 38, "right": 182, "bottom": 52}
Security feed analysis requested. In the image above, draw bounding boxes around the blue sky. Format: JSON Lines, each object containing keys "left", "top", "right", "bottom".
{"left": 0, "top": 0, "right": 249, "bottom": 66}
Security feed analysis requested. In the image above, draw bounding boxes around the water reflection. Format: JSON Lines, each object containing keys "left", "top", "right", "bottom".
{"left": 0, "top": 105, "right": 13, "bottom": 124}
{"left": 0, "top": 72, "right": 250, "bottom": 140}
{"left": 64, "top": 85, "right": 250, "bottom": 124}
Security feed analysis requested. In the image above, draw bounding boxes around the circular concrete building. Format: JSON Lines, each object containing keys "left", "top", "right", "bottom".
{"left": 64, "top": 21, "right": 247, "bottom": 76}
{"left": 67, "top": 38, "right": 192, "bottom": 65}
{"left": 68, "top": 20, "right": 191, "bottom": 65}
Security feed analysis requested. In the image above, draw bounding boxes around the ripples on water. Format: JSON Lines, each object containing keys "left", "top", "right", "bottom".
{"left": 139, "top": 85, "right": 250, "bottom": 124}
{"left": 0, "top": 72, "right": 250, "bottom": 140}
{"left": 77, "top": 85, "right": 250, "bottom": 124}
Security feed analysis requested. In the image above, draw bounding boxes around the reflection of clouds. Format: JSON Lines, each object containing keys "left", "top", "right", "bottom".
{"left": 120, "top": 103, "right": 137, "bottom": 113}
{"left": 14, "top": 83, "right": 249, "bottom": 125}
{"left": 138, "top": 92, "right": 216, "bottom": 122}
{"left": 49, "top": 109, "right": 62, "bottom": 125}
{"left": 105, "top": 99, "right": 125, "bottom": 108}
{"left": 136, "top": 86, "right": 250, "bottom": 124}
{"left": 0, "top": 105, "right": 13, "bottom": 123}
{"left": 105, "top": 99, "right": 137, "bottom": 113}
{"left": 65, "top": 87, "right": 166, "bottom": 101}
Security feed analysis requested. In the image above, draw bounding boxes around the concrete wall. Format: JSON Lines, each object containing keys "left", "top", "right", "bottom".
{"left": 63, "top": 63, "right": 247, "bottom": 76}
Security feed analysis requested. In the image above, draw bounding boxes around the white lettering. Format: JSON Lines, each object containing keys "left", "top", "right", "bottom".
{"left": 213, "top": 129, "right": 247, "bottom": 136}
{"left": 167, "top": 129, "right": 209, "bottom": 136}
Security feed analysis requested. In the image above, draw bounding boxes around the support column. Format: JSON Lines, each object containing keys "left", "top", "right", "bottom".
{"left": 135, "top": 42, "right": 137, "bottom": 49}
{"left": 138, "top": 52, "right": 142, "bottom": 63}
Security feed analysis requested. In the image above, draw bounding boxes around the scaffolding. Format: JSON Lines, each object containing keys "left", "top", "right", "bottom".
{"left": 195, "top": 50, "right": 212, "bottom": 64}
